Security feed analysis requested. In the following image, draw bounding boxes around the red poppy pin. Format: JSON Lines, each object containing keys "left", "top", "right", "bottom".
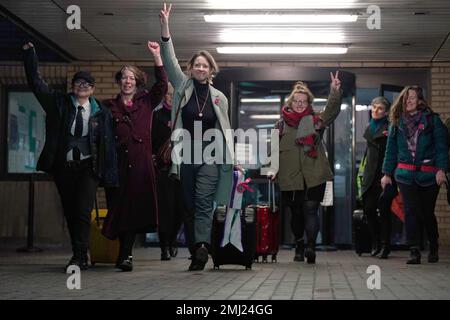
{"left": 418, "top": 123, "right": 424, "bottom": 130}
{"left": 214, "top": 97, "right": 220, "bottom": 105}
{"left": 383, "top": 130, "right": 388, "bottom": 136}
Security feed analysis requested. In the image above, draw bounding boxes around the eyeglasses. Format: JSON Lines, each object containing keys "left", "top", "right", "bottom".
{"left": 74, "top": 80, "right": 93, "bottom": 88}
{"left": 292, "top": 99, "right": 309, "bottom": 106}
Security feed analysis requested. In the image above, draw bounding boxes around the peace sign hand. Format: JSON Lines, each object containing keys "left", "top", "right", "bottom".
{"left": 330, "top": 71, "right": 341, "bottom": 91}
{"left": 159, "top": 3, "right": 172, "bottom": 27}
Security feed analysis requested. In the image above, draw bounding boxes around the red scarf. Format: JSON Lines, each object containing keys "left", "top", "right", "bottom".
{"left": 281, "top": 106, "right": 321, "bottom": 158}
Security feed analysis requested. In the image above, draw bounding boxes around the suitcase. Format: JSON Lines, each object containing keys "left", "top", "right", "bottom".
{"left": 211, "top": 205, "right": 256, "bottom": 270}
{"left": 254, "top": 180, "right": 280, "bottom": 263}
{"left": 352, "top": 209, "right": 372, "bottom": 256}
{"left": 89, "top": 201, "right": 120, "bottom": 266}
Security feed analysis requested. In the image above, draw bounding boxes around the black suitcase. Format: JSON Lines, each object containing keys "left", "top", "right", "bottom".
{"left": 353, "top": 209, "right": 372, "bottom": 256}
{"left": 211, "top": 206, "right": 256, "bottom": 270}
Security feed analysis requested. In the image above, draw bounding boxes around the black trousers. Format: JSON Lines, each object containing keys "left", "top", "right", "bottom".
{"left": 53, "top": 159, "right": 98, "bottom": 256}
{"left": 362, "top": 183, "right": 393, "bottom": 246}
{"left": 282, "top": 183, "right": 326, "bottom": 246}
{"left": 398, "top": 182, "right": 440, "bottom": 248}
{"left": 156, "top": 168, "right": 184, "bottom": 250}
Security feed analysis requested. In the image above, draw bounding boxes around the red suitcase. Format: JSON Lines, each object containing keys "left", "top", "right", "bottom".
{"left": 254, "top": 180, "right": 280, "bottom": 263}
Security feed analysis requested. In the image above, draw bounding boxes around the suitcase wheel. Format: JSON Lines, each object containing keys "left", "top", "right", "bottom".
{"left": 245, "top": 265, "right": 252, "bottom": 270}
{"left": 271, "top": 255, "right": 277, "bottom": 263}
{"left": 254, "top": 257, "right": 259, "bottom": 263}
{"left": 262, "top": 255, "right": 268, "bottom": 263}
{"left": 214, "top": 265, "right": 220, "bottom": 270}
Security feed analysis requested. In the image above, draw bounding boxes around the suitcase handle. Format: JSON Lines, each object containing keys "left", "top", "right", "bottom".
{"left": 268, "top": 180, "right": 278, "bottom": 213}
{"left": 94, "top": 194, "right": 101, "bottom": 227}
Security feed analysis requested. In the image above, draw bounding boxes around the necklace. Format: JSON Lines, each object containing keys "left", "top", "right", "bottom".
{"left": 193, "top": 86, "right": 209, "bottom": 118}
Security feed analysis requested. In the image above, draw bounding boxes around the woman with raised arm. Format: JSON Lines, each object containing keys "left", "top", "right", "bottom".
{"left": 159, "top": 3, "right": 235, "bottom": 271}
{"left": 268, "top": 74, "right": 342, "bottom": 264}
{"left": 102, "top": 42, "right": 168, "bottom": 272}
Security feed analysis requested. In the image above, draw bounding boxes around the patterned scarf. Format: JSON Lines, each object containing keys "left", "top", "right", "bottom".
{"left": 403, "top": 111, "right": 422, "bottom": 159}
{"left": 281, "top": 106, "right": 322, "bottom": 158}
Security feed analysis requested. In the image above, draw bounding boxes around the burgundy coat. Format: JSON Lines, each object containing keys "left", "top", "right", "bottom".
{"left": 102, "top": 66, "right": 168, "bottom": 239}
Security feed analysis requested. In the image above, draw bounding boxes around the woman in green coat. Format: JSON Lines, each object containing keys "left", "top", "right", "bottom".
{"left": 269, "top": 73, "right": 342, "bottom": 264}
{"left": 382, "top": 85, "right": 448, "bottom": 264}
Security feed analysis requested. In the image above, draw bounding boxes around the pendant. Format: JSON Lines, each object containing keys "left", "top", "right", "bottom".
{"left": 199, "top": 112, "right": 203, "bottom": 117}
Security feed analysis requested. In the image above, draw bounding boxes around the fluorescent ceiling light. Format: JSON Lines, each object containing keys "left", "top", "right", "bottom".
{"left": 205, "top": 14, "right": 358, "bottom": 23}
{"left": 241, "top": 98, "right": 281, "bottom": 103}
{"left": 250, "top": 115, "right": 281, "bottom": 120}
{"left": 221, "top": 29, "right": 345, "bottom": 43}
{"left": 217, "top": 46, "right": 348, "bottom": 54}
{"left": 314, "top": 98, "right": 328, "bottom": 103}
{"left": 207, "top": 0, "right": 357, "bottom": 9}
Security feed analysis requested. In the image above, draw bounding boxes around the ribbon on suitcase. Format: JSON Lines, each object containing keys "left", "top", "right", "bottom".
{"left": 221, "top": 170, "right": 253, "bottom": 252}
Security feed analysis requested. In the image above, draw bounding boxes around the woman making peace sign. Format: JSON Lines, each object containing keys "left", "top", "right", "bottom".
{"left": 268, "top": 72, "right": 342, "bottom": 264}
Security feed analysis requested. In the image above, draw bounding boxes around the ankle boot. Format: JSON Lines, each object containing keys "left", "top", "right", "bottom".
{"left": 406, "top": 247, "right": 421, "bottom": 265}
{"left": 378, "top": 244, "right": 390, "bottom": 259}
{"left": 117, "top": 256, "right": 133, "bottom": 271}
{"left": 428, "top": 242, "right": 439, "bottom": 263}
{"left": 305, "top": 243, "right": 316, "bottom": 264}
{"left": 161, "top": 247, "right": 171, "bottom": 261}
{"left": 293, "top": 239, "right": 305, "bottom": 262}
{"left": 370, "top": 239, "right": 382, "bottom": 257}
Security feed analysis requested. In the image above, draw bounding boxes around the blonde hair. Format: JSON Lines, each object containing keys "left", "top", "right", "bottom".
{"left": 286, "top": 81, "right": 315, "bottom": 108}
{"left": 186, "top": 50, "right": 219, "bottom": 84}
{"left": 389, "top": 85, "right": 430, "bottom": 125}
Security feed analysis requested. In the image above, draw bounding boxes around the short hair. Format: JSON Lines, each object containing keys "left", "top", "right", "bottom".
{"left": 115, "top": 65, "right": 147, "bottom": 88}
{"left": 370, "top": 96, "right": 391, "bottom": 112}
{"left": 186, "top": 50, "right": 219, "bottom": 84}
{"left": 286, "top": 81, "right": 315, "bottom": 108}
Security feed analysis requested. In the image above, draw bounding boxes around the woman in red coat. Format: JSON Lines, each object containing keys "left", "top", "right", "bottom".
{"left": 103, "top": 42, "right": 168, "bottom": 271}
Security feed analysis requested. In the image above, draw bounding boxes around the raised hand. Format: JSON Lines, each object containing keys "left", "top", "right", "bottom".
{"left": 147, "top": 41, "right": 161, "bottom": 56}
{"left": 23, "top": 42, "right": 34, "bottom": 50}
{"left": 330, "top": 71, "right": 341, "bottom": 91}
{"left": 159, "top": 3, "right": 172, "bottom": 28}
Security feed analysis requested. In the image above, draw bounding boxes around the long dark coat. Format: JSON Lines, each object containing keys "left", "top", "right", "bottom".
{"left": 102, "top": 66, "right": 168, "bottom": 239}
{"left": 361, "top": 120, "right": 389, "bottom": 196}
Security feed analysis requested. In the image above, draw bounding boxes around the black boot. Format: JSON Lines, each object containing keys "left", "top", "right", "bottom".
{"left": 161, "top": 247, "right": 171, "bottom": 261}
{"left": 65, "top": 252, "right": 89, "bottom": 272}
{"left": 169, "top": 239, "right": 179, "bottom": 258}
{"left": 378, "top": 244, "right": 390, "bottom": 259}
{"left": 293, "top": 239, "right": 305, "bottom": 262}
{"left": 188, "top": 243, "right": 209, "bottom": 271}
{"left": 428, "top": 242, "right": 439, "bottom": 263}
{"left": 117, "top": 256, "right": 133, "bottom": 272}
{"left": 370, "top": 239, "right": 382, "bottom": 257}
{"left": 406, "top": 247, "right": 421, "bottom": 265}
{"left": 304, "top": 243, "right": 316, "bottom": 264}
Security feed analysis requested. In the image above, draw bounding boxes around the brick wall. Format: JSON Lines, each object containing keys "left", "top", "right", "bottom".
{"left": 1, "top": 59, "right": 450, "bottom": 247}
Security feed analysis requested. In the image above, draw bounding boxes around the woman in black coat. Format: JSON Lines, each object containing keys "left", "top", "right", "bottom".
{"left": 152, "top": 83, "right": 184, "bottom": 261}
{"left": 361, "top": 96, "right": 393, "bottom": 259}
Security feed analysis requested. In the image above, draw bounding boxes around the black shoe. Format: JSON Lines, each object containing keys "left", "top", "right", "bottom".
{"left": 293, "top": 240, "right": 305, "bottom": 262}
{"left": 65, "top": 254, "right": 88, "bottom": 272}
{"left": 406, "top": 248, "right": 421, "bottom": 265}
{"left": 378, "top": 245, "right": 390, "bottom": 259}
{"left": 161, "top": 248, "right": 171, "bottom": 261}
{"left": 428, "top": 243, "right": 439, "bottom": 263}
{"left": 370, "top": 241, "right": 382, "bottom": 257}
{"left": 169, "top": 245, "right": 178, "bottom": 258}
{"left": 117, "top": 256, "right": 133, "bottom": 272}
{"left": 188, "top": 244, "right": 208, "bottom": 271}
{"left": 305, "top": 247, "right": 316, "bottom": 264}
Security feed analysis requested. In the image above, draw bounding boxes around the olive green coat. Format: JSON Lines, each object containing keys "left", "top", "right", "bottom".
{"left": 271, "top": 88, "right": 342, "bottom": 191}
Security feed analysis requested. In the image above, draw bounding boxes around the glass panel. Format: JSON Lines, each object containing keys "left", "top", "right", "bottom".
{"left": 333, "top": 95, "right": 354, "bottom": 245}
